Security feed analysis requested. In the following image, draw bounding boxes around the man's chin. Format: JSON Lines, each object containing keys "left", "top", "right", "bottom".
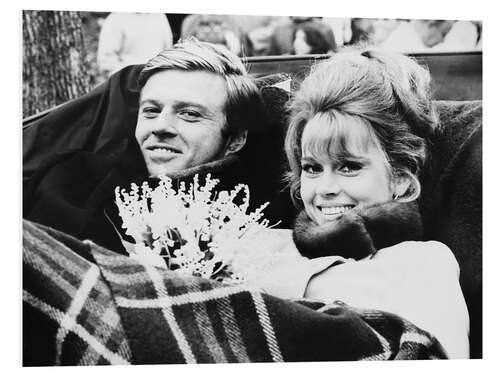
{"left": 147, "top": 160, "right": 185, "bottom": 177}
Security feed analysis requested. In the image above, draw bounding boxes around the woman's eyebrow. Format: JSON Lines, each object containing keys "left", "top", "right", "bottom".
{"left": 300, "top": 156, "right": 317, "bottom": 163}
{"left": 342, "top": 154, "right": 371, "bottom": 164}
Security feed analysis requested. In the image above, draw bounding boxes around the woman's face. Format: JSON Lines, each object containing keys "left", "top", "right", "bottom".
{"left": 299, "top": 117, "right": 394, "bottom": 225}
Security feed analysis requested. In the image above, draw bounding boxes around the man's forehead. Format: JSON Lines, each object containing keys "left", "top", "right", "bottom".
{"left": 140, "top": 69, "right": 228, "bottom": 108}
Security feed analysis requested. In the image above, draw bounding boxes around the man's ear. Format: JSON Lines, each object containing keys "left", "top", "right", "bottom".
{"left": 224, "top": 130, "right": 248, "bottom": 156}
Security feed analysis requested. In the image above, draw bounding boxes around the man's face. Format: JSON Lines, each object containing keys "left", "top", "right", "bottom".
{"left": 135, "top": 70, "right": 230, "bottom": 177}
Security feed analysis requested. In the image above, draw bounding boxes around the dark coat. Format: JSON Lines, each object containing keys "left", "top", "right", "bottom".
{"left": 23, "top": 145, "right": 291, "bottom": 255}
{"left": 420, "top": 100, "right": 482, "bottom": 358}
{"left": 23, "top": 66, "right": 296, "bottom": 254}
{"left": 24, "top": 138, "right": 147, "bottom": 254}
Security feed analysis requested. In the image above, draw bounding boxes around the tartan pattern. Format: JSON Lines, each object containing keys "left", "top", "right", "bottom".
{"left": 23, "top": 219, "right": 447, "bottom": 366}
{"left": 23, "top": 220, "right": 132, "bottom": 365}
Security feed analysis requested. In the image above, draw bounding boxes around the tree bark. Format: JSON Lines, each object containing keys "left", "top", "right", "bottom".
{"left": 23, "top": 10, "right": 91, "bottom": 118}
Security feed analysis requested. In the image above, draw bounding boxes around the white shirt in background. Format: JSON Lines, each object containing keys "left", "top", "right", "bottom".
{"left": 97, "top": 12, "right": 173, "bottom": 75}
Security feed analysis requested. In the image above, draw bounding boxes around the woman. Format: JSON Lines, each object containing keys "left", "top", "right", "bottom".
{"left": 237, "top": 49, "right": 469, "bottom": 358}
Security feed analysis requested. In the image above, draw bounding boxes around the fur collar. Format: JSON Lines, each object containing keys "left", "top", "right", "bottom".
{"left": 114, "top": 137, "right": 240, "bottom": 186}
{"left": 292, "top": 201, "right": 423, "bottom": 260}
{"left": 126, "top": 154, "right": 242, "bottom": 190}
{"left": 165, "top": 154, "right": 239, "bottom": 181}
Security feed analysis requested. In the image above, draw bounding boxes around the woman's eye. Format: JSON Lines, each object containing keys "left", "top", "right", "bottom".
{"left": 339, "top": 162, "right": 362, "bottom": 174}
{"left": 301, "top": 163, "right": 322, "bottom": 174}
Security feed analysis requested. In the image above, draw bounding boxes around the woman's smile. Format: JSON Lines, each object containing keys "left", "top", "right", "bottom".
{"left": 317, "top": 204, "right": 355, "bottom": 220}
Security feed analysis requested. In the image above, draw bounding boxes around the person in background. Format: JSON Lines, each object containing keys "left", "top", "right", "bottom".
{"left": 97, "top": 12, "right": 173, "bottom": 76}
{"left": 412, "top": 19, "right": 455, "bottom": 48}
{"left": 228, "top": 15, "right": 289, "bottom": 56}
{"left": 472, "top": 21, "right": 482, "bottom": 50}
{"left": 322, "top": 17, "right": 352, "bottom": 47}
{"left": 381, "top": 19, "right": 480, "bottom": 52}
{"left": 348, "top": 18, "right": 374, "bottom": 45}
{"left": 427, "top": 20, "right": 480, "bottom": 51}
{"left": 379, "top": 19, "right": 429, "bottom": 51}
{"left": 165, "top": 13, "right": 189, "bottom": 43}
{"left": 268, "top": 16, "right": 336, "bottom": 55}
{"left": 348, "top": 18, "right": 399, "bottom": 46}
{"left": 292, "top": 22, "right": 337, "bottom": 54}
{"left": 180, "top": 14, "right": 246, "bottom": 56}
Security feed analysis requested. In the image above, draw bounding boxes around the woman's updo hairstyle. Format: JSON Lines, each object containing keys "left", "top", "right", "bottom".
{"left": 285, "top": 48, "right": 438, "bottom": 207}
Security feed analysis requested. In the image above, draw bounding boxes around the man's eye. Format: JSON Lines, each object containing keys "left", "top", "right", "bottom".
{"left": 301, "top": 163, "right": 322, "bottom": 174}
{"left": 179, "top": 110, "right": 202, "bottom": 121}
{"left": 141, "top": 107, "right": 160, "bottom": 117}
{"left": 339, "top": 162, "right": 362, "bottom": 174}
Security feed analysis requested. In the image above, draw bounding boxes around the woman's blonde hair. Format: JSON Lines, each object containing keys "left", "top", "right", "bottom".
{"left": 285, "top": 48, "right": 438, "bottom": 207}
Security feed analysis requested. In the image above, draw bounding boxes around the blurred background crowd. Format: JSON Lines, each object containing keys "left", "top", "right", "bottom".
{"left": 82, "top": 12, "right": 482, "bottom": 84}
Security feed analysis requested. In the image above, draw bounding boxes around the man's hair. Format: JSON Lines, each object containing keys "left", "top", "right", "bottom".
{"left": 285, "top": 48, "right": 438, "bottom": 206}
{"left": 138, "top": 38, "right": 263, "bottom": 138}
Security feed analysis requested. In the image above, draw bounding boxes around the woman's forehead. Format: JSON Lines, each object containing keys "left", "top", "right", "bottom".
{"left": 301, "top": 113, "right": 376, "bottom": 159}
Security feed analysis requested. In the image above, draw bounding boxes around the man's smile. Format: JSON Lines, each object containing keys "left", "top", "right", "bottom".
{"left": 146, "top": 143, "right": 182, "bottom": 153}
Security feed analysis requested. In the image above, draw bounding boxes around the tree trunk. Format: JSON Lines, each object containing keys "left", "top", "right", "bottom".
{"left": 23, "top": 10, "right": 91, "bottom": 118}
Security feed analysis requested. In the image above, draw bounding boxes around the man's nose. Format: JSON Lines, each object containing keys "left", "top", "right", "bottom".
{"left": 150, "top": 111, "right": 178, "bottom": 137}
{"left": 317, "top": 171, "right": 341, "bottom": 197}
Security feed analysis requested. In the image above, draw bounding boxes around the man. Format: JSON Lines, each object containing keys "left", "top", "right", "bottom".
{"left": 23, "top": 39, "right": 283, "bottom": 254}
{"left": 133, "top": 39, "right": 260, "bottom": 176}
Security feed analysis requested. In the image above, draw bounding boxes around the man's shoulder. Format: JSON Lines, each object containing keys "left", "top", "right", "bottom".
{"left": 37, "top": 150, "right": 117, "bottom": 183}
{"left": 23, "top": 150, "right": 124, "bottom": 211}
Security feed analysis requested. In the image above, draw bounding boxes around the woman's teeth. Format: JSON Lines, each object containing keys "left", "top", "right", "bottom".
{"left": 320, "top": 206, "right": 354, "bottom": 215}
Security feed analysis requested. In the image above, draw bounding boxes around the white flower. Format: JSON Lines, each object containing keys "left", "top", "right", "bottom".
{"left": 115, "top": 174, "right": 270, "bottom": 283}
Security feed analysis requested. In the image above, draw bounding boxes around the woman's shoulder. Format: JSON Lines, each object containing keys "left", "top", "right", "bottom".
{"left": 235, "top": 228, "right": 298, "bottom": 263}
{"left": 235, "top": 228, "right": 347, "bottom": 299}
{"left": 376, "top": 240, "right": 460, "bottom": 275}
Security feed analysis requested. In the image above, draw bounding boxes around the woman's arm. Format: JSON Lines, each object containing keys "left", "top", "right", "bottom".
{"left": 305, "top": 241, "right": 470, "bottom": 358}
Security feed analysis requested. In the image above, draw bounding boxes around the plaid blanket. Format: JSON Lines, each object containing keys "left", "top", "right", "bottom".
{"left": 23, "top": 219, "right": 447, "bottom": 365}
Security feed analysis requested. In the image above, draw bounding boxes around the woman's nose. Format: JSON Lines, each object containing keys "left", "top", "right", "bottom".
{"left": 317, "top": 171, "right": 341, "bottom": 196}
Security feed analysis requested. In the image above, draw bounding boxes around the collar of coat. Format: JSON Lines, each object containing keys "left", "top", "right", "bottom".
{"left": 160, "top": 154, "right": 240, "bottom": 182}
{"left": 135, "top": 154, "right": 244, "bottom": 193}
{"left": 292, "top": 200, "right": 423, "bottom": 260}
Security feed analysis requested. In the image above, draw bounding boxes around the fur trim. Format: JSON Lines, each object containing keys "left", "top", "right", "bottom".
{"left": 292, "top": 201, "right": 423, "bottom": 260}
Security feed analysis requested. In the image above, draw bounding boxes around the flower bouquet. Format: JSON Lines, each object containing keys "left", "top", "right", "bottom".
{"left": 115, "top": 174, "right": 270, "bottom": 283}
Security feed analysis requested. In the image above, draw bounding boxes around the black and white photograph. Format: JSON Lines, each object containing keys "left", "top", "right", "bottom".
{"left": 16, "top": 0, "right": 487, "bottom": 369}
